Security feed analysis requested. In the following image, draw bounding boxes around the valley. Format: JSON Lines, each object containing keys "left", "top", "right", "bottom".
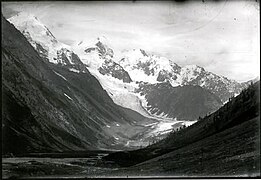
{"left": 3, "top": 12, "right": 203, "bottom": 151}
{"left": 1, "top": 3, "right": 260, "bottom": 178}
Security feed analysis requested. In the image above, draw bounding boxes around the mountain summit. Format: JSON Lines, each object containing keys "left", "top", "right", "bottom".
{"left": 8, "top": 12, "right": 86, "bottom": 72}
{"left": 73, "top": 37, "right": 132, "bottom": 83}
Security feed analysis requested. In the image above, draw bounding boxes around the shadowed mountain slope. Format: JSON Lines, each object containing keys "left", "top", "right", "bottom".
{"left": 136, "top": 82, "right": 222, "bottom": 120}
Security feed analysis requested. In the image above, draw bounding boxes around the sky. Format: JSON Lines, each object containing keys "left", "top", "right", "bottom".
{"left": 2, "top": 1, "right": 260, "bottom": 82}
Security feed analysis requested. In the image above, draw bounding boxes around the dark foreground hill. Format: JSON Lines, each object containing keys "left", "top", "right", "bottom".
{"left": 104, "top": 81, "right": 260, "bottom": 176}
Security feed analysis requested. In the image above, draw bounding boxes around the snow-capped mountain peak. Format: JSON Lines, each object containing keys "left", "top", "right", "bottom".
{"left": 116, "top": 49, "right": 247, "bottom": 103}
{"left": 96, "top": 36, "right": 110, "bottom": 46}
{"left": 182, "top": 64, "right": 205, "bottom": 72}
{"left": 74, "top": 36, "right": 111, "bottom": 50}
{"left": 117, "top": 49, "right": 182, "bottom": 84}
{"left": 119, "top": 49, "right": 149, "bottom": 63}
{"left": 180, "top": 65, "right": 205, "bottom": 83}
{"left": 71, "top": 36, "right": 132, "bottom": 83}
{"left": 7, "top": 13, "right": 88, "bottom": 72}
{"left": 72, "top": 36, "right": 114, "bottom": 69}
{"left": 8, "top": 12, "right": 72, "bottom": 63}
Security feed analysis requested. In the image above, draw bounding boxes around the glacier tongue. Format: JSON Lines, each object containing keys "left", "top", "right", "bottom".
{"left": 87, "top": 68, "right": 148, "bottom": 115}
{"left": 88, "top": 69, "right": 196, "bottom": 146}
{"left": 87, "top": 68, "right": 189, "bottom": 127}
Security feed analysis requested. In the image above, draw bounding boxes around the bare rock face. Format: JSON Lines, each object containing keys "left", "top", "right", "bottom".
{"left": 95, "top": 40, "right": 114, "bottom": 58}
{"left": 99, "top": 59, "right": 132, "bottom": 83}
{"left": 81, "top": 38, "right": 133, "bottom": 83}
{"left": 157, "top": 69, "right": 177, "bottom": 82}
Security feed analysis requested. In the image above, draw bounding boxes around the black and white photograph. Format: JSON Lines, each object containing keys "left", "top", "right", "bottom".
{"left": 1, "top": 0, "right": 260, "bottom": 178}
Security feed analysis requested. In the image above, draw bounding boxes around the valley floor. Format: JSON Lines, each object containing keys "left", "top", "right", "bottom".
{"left": 2, "top": 118, "right": 260, "bottom": 178}
{"left": 2, "top": 153, "right": 119, "bottom": 179}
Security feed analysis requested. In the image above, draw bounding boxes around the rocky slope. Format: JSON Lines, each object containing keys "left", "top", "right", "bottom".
{"left": 98, "top": 59, "right": 132, "bottom": 83}
{"left": 136, "top": 82, "right": 222, "bottom": 120}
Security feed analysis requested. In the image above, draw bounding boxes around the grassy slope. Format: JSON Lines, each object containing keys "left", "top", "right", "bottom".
{"left": 104, "top": 82, "right": 260, "bottom": 175}
{"left": 117, "top": 116, "right": 260, "bottom": 176}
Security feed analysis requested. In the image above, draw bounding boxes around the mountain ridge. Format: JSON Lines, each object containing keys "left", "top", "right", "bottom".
{"left": 7, "top": 12, "right": 250, "bottom": 121}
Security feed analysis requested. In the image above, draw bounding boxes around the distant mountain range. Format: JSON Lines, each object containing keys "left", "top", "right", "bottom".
{"left": 3, "top": 12, "right": 258, "bottom": 154}
{"left": 118, "top": 48, "right": 248, "bottom": 103}
{"left": 8, "top": 12, "right": 252, "bottom": 122}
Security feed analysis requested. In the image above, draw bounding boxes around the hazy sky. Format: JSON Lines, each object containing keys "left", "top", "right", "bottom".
{"left": 2, "top": 1, "right": 260, "bottom": 82}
